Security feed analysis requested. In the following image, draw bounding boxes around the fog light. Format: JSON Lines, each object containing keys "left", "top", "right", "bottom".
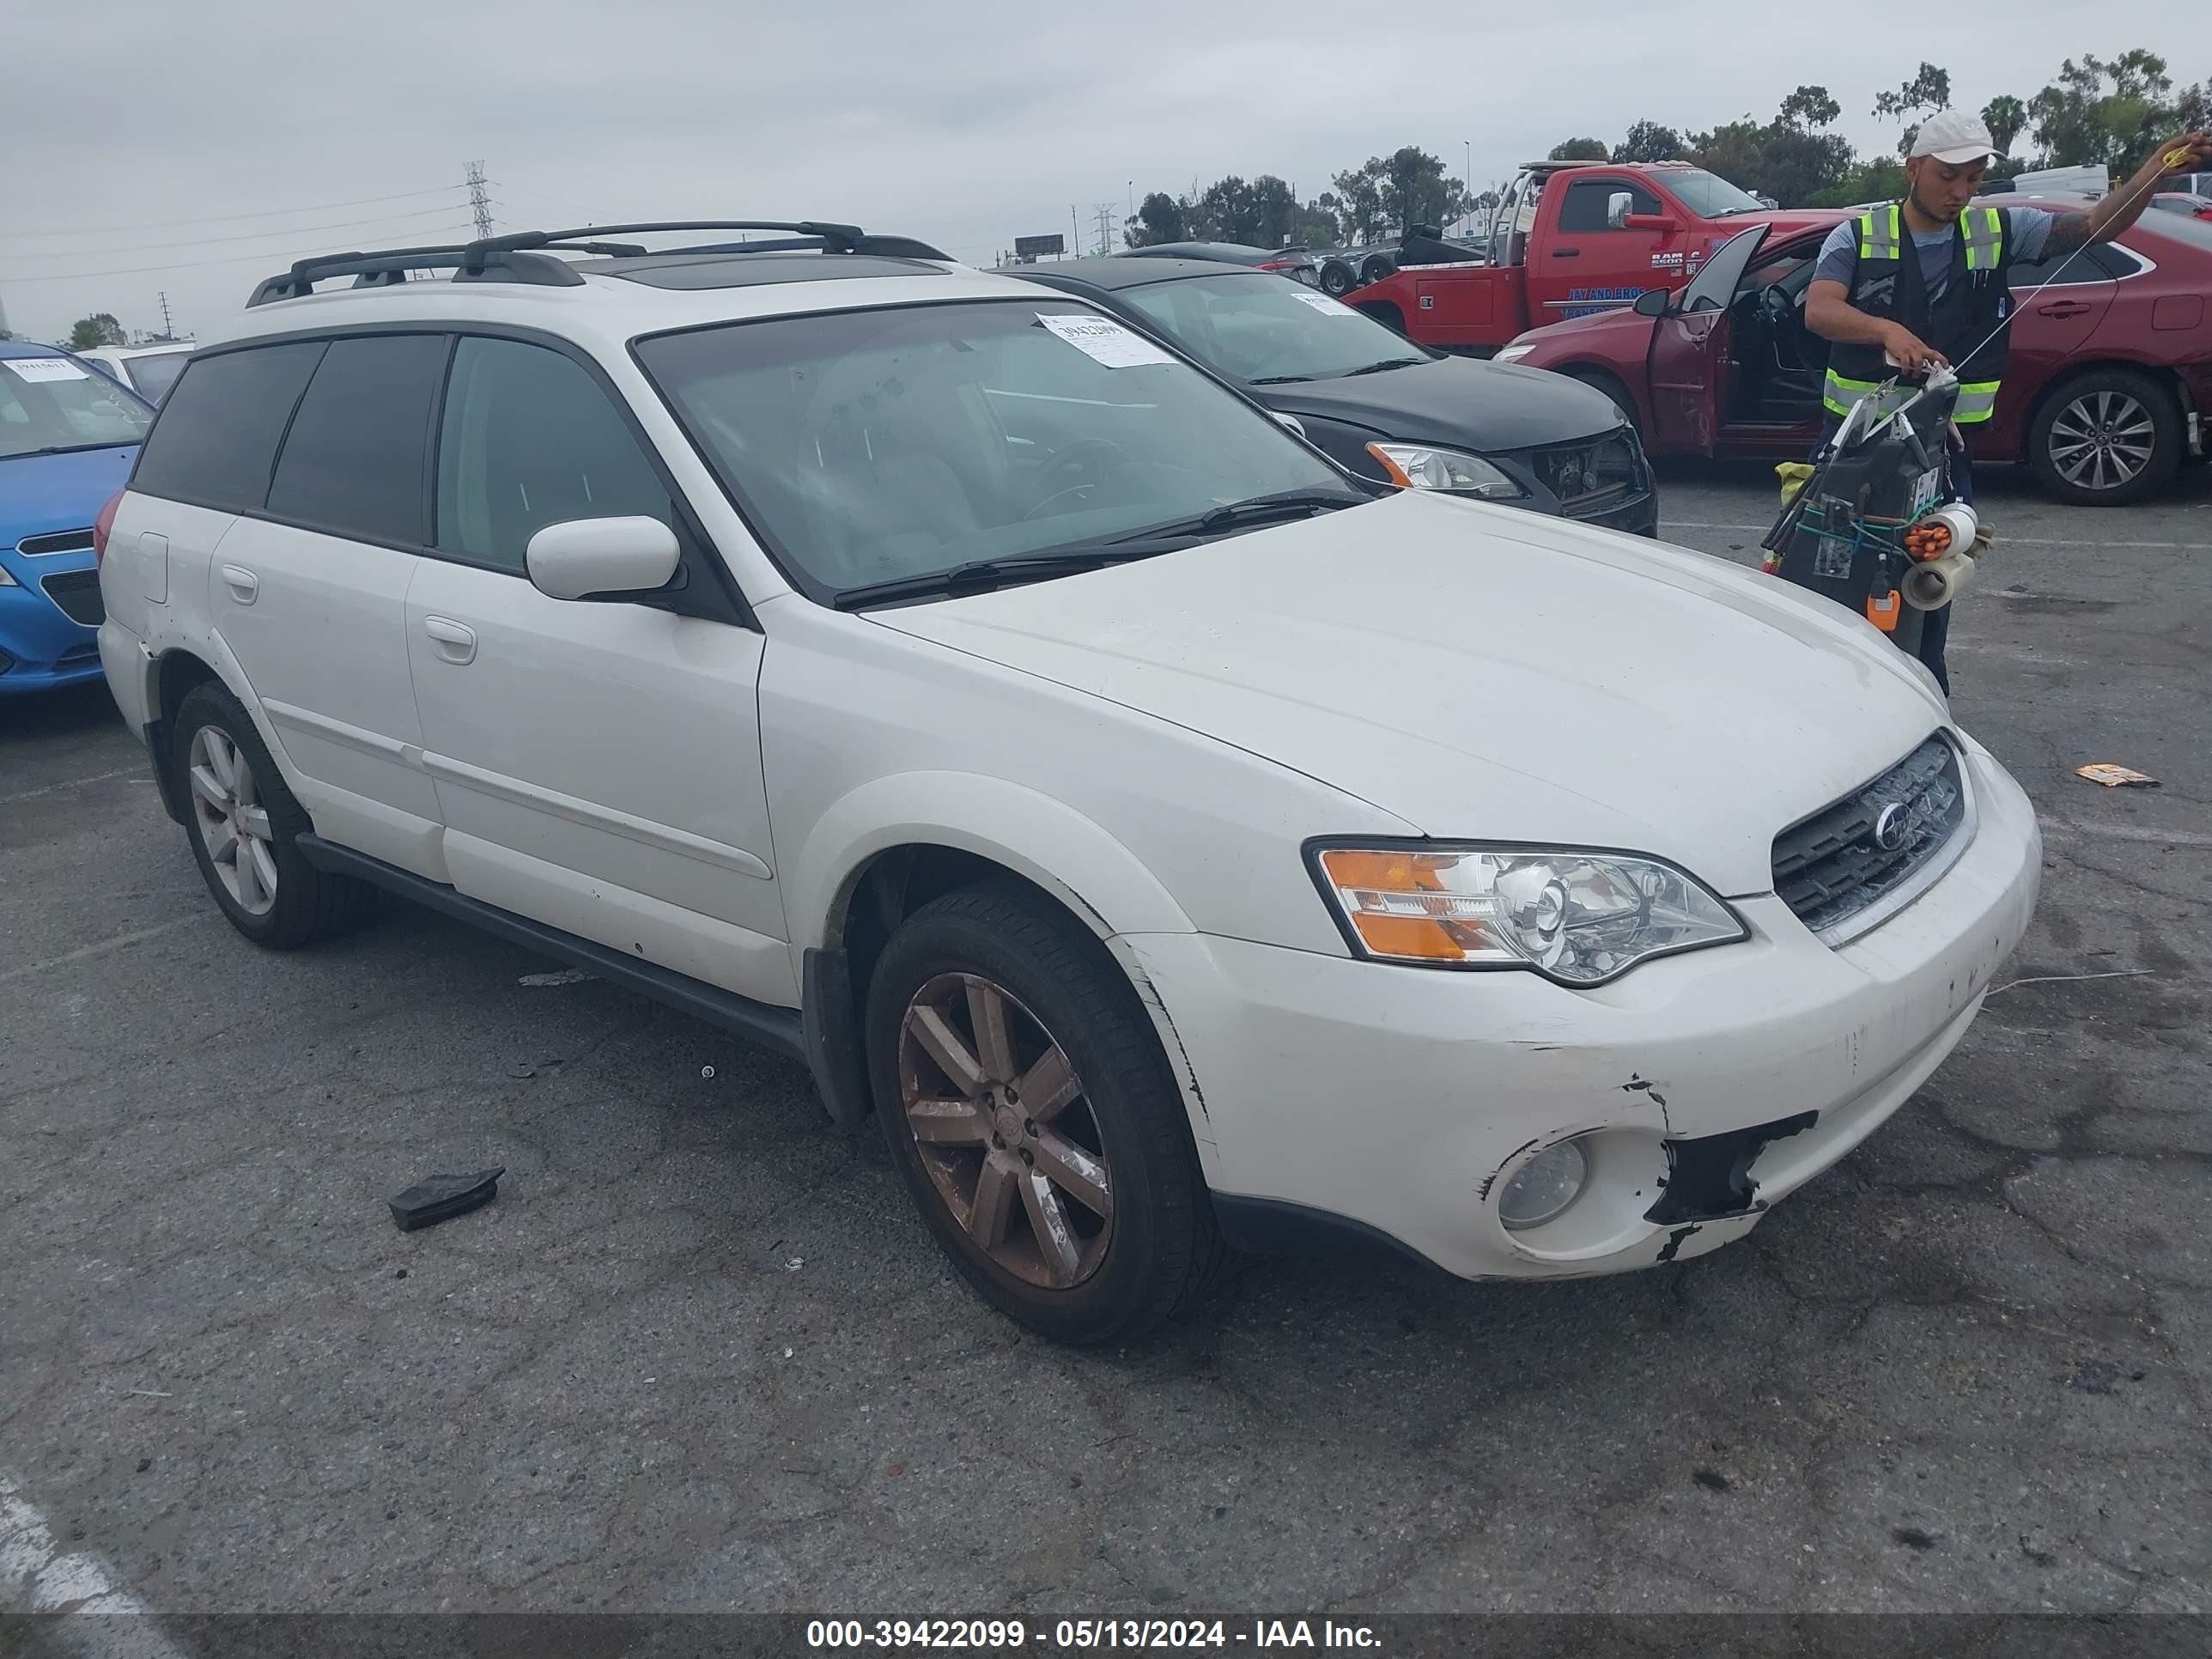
{"left": 1498, "top": 1139, "right": 1589, "bottom": 1231}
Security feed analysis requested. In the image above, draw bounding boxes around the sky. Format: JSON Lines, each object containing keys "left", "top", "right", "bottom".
{"left": 4, "top": 0, "right": 2203, "bottom": 344}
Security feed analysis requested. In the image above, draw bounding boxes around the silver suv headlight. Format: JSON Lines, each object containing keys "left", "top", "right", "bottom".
{"left": 1310, "top": 843, "right": 1747, "bottom": 986}
{"left": 1366, "top": 441, "right": 1525, "bottom": 501}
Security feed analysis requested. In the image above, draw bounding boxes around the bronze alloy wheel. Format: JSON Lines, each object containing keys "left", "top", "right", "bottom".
{"left": 895, "top": 971, "right": 1114, "bottom": 1290}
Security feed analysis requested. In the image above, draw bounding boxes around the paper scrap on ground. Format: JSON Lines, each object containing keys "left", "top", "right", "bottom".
{"left": 5, "top": 357, "right": 88, "bottom": 383}
{"left": 1296, "top": 293, "right": 1358, "bottom": 316}
{"left": 1036, "top": 313, "right": 1176, "bottom": 368}
{"left": 520, "top": 968, "right": 593, "bottom": 987}
{"left": 2075, "top": 763, "right": 2159, "bottom": 788}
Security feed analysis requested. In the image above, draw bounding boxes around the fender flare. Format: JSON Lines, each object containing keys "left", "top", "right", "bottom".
{"left": 790, "top": 770, "right": 1196, "bottom": 952}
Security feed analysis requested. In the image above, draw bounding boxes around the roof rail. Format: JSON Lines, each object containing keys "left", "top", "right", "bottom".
{"left": 246, "top": 221, "right": 951, "bottom": 307}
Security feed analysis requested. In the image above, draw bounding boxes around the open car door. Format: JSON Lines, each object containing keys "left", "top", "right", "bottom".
{"left": 1646, "top": 225, "right": 1769, "bottom": 456}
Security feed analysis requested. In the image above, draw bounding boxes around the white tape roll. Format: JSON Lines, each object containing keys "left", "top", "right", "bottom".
{"left": 1904, "top": 548, "right": 1976, "bottom": 611}
{"left": 1918, "top": 501, "right": 1978, "bottom": 550}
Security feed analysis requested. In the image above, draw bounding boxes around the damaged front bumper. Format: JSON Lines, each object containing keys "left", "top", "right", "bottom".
{"left": 1125, "top": 738, "right": 2041, "bottom": 1282}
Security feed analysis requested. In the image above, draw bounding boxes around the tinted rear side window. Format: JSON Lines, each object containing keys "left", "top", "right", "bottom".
{"left": 267, "top": 334, "right": 448, "bottom": 545}
{"left": 131, "top": 342, "right": 325, "bottom": 512}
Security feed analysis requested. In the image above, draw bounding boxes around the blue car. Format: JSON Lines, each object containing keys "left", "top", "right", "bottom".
{"left": 1, "top": 341, "right": 155, "bottom": 696}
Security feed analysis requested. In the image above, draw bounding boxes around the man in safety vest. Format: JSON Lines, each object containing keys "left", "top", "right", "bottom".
{"left": 1805, "top": 110, "right": 2210, "bottom": 692}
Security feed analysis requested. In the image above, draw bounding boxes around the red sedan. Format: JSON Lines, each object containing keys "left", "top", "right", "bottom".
{"left": 1496, "top": 195, "right": 2212, "bottom": 504}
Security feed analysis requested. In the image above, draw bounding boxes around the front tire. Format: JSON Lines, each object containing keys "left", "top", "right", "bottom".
{"left": 866, "top": 881, "right": 1226, "bottom": 1344}
{"left": 173, "top": 683, "right": 378, "bottom": 949}
{"left": 1320, "top": 259, "right": 1355, "bottom": 296}
{"left": 2029, "top": 368, "right": 2180, "bottom": 506}
{"left": 1359, "top": 253, "right": 1394, "bottom": 286}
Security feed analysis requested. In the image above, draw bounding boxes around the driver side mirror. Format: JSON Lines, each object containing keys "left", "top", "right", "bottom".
{"left": 1607, "top": 191, "right": 1634, "bottom": 230}
{"left": 1622, "top": 212, "right": 1680, "bottom": 234}
{"left": 526, "top": 516, "right": 682, "bottom": 601}
{"left": 1632, "top": 288, "right": 1671, "bottom": 318}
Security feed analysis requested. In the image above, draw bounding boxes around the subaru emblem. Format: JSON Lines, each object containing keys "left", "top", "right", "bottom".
{"left": 1872, "top": 802, "right": 1910, "bottom": 851}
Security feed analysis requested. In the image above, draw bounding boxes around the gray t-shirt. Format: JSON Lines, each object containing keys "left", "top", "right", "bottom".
{"left": 1813, "top": 207, "right": 2056, "bottom": 303}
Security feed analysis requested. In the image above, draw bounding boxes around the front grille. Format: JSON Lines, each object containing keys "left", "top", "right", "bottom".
{"left": 40, "top": 568, "right": 105, "bottom": 627}
{"left": 1529, "top": 431, "right": 1644, "bottom": 514}
{"left": 18, "top": 529, "right": 94, "bottom": 556}
{"left": 1773, "top": 736, "right": 1969, "bottom": 940}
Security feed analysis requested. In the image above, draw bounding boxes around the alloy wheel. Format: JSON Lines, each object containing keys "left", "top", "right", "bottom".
{"left": 2047, "top": 390, "right": 2156, "bottom": 494}
{"left": 187, "top": 726, "right": 278, "bottom": 916}
{"left": 896, "top": 972, "right": 1113, "bottom": 1290}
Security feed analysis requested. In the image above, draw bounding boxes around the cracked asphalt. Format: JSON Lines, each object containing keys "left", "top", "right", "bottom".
{"left": 3, "top": 458, "right": 2208, "bottom": 1626}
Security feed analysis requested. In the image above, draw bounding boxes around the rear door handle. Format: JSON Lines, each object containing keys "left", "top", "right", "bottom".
{"left": 422, "top": 616, "right": 477, "bottom": 665}
{"left": 2037, "top": 299, "right": 2093, "bottom": 318}
{"left": 219, "top": 563, "right": 258, "bottom": 605}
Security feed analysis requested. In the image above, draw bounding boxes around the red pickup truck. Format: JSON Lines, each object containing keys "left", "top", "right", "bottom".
{"left": 1346, "top": 160, "right": 1832, "bottom": 353}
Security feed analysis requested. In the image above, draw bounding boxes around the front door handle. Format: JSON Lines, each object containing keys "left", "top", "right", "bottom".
{"left": 219, "top": 564, "right": 258, "bottom": 605}
{"left": 2037, "top": 299, "right": 2093, "bottom": 318}
{"left": 1552, "top": 248, "right": 1581, "bottom": 258}
{"left": 422, "top": 616, "right": 477, "bottom": 665}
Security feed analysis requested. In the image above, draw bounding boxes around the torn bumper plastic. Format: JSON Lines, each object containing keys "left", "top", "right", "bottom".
{"left": 1122, "top": 738, "right": 2040, "bottom": 1282}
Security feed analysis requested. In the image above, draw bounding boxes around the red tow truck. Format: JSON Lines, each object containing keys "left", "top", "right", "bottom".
{"left": 1345, "top": 160, "right": 1834, "bottom": 354}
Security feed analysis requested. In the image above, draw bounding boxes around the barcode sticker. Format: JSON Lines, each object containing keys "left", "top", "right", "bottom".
{"left": 1036, "top": 313, "right": 1176, "bottom": 368}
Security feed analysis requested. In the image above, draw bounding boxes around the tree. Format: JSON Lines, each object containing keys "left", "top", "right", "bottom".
{"left": 1547, "top": 137, "right": 1609, "bottom": 161}
{"left": 1982, "top": 94, "right": 2028, "bottom": 155}
{"left": 2029, "top": 51, "right": 2175, "bottom": 173}
{"left": 1612, "top": 121, "right": 1684, "bottom": 163}
{"left": 1379, "top": 146, "right": 1470, "bottom": 234}
{"left": 68, "top": 313, "right": 125, "bottom": 350}
{"left": 1872, "top": 62, "right": 1951, "bottom": 156}
{"left": 1123, "top": 191, "right": 1185, "bottom": 248}
{"left": 1778, "top": 85, "right": 1842, "bottom": 131}
{"left": 1329, "top": 158, "right": 1389, "bottom": 243}
{"left": 1690, "top": 87, "right": 1852, "bottom": 205}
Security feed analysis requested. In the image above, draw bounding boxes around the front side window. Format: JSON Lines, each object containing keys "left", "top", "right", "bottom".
{"left": 436, "top": 337, "right": 675, "bottom": 572}
{"left": 1558, "top": 179, "right": 1662, "bottom": 233}
{"left": 267, "top": 334, "right": 447, "bottom": 545}
{"left": 0, "top": 356, "right": 153, "bottom": 460}
{"left": 1120, "top": 274, "right": 1427, "bottom": 384}
{"left": 636, "top": 300, "right": 1354, "bottom": 599}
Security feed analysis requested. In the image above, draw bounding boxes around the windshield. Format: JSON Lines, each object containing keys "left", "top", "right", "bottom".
{"left": 126, "top": 352, "right": 191, "bottom": 403}
{"left": 1662, "top": 169, "right": 1766, "bottom": 218}
{"left": 636, "top": 299, "right": 1358, "bottom": 599}
{"left": 0, "top": 356, "right": 152, "bottom": 459}
{"left": 1120, "top": 273, "right": 1429, "bottom": 383}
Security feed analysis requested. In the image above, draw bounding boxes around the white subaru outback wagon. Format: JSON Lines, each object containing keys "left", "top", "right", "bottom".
{"left": 94, "top": 220, "right": 2040, "bottom": 1344}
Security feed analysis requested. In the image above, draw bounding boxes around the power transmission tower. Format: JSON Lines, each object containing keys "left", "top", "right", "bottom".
{"left": 465, "top": 161, "right": 495, "bottom": 240}
{"left": 1092, "top": 201, "right": 1118, "bottom": 255}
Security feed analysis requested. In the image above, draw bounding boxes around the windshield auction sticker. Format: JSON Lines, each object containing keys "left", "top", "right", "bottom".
{"left": 3, "top": 358, "right": 89, "bottom": 383}
{"left": 1036, "top": 313, "right": 1176, "bottom": 368}
{"left": 1295, "top": 293, "right": 1358, "bottom": 317}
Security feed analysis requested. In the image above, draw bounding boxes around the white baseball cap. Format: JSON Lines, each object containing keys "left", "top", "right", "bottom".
{"left": 1910, "top": 109, "right": 2001, "bottom": 165}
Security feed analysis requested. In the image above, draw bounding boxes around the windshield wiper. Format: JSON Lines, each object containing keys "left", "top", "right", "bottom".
{"left": 1248, "top": 374, "right": 1314, "bottom": 385}
{"left": 1110, "top": 487, "right": 1369, "bottom": 544}
{"left": 831, "top": 544, "right": 1185, "bottom": 611}
{"left": 1339, "top": 356, "right": 1426, "bottom": 378}
{"left": 3, "top": 441, "right": 134, "bottom": 461}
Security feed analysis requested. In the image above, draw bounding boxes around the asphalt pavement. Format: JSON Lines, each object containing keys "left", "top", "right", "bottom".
{"left": 3, "top": 458, "right": 2209, "bottom": 1637}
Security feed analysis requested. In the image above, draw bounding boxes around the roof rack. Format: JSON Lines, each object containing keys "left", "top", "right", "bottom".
{"left": 246, "top": 221, "right": 952, "bottom": 307}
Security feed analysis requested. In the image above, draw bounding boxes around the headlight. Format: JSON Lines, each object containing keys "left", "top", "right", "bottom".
{"left": 1310, "top": 843, "right": 1747, "bottom": 986}
{"left": 1493, "top": 343, "right": 1537, "bottom": 363}
{"left": 1366, "top": 441, "right": 1525, "bottom": 501}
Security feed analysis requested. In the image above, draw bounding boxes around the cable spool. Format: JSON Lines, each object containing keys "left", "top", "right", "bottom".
{"left": 1905, "top": 547, "right": 1977, "bottom": 610}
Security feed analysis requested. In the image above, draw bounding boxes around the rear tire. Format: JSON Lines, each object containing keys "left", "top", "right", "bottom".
{"left": 1359, "top": 253, "right": 1394, "bottom": 286}
{"left": 173, "top": 682, "right": 379, "bottom": 950}
{"left": 866, "top": 880, "right": 1226, "bottom": 1345}
{"left": 2028, "top": 368, "right": 2180, "bottom": 506}
{"left": 1320, "top": 259, "right": 1355, "bottom": 296}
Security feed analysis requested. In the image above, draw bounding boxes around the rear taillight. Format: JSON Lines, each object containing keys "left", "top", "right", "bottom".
{"left": 92, "top": 489, "right": 123, "bottom": 564}
{"left": 1256, "top": 259, "right": 1297, "bottom": 271}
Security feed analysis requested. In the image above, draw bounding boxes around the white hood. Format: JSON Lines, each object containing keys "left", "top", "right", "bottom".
{"left": 870, "top": 491, "right": 1948, "bottom": 896}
